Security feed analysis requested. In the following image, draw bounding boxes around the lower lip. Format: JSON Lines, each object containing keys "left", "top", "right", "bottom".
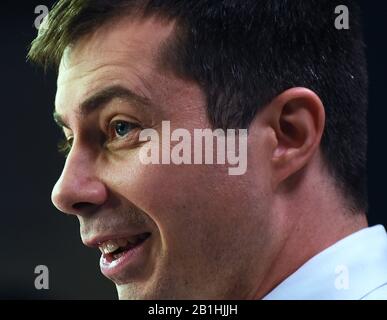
{"left": 99, "top": 236, "right": 151, "bottom": 280}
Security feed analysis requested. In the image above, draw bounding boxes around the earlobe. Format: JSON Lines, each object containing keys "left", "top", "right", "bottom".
{"left": 269, "top": 88, "right": 325, "bottom": 189}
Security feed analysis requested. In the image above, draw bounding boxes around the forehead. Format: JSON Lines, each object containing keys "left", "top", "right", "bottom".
{"left": 55, "top": 16, "right": 175, "bottom": 115}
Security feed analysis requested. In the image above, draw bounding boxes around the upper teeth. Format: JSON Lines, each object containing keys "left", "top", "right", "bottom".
{"left": 100, "top": 241, "right": 118, "bottom": 255}
{"left": 98, "top": 236, "right": 144, "bottom": 255}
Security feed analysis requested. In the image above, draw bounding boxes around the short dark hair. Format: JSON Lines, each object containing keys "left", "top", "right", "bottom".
{"left": 29, "top": 0, "right": 368, "bottom": 212}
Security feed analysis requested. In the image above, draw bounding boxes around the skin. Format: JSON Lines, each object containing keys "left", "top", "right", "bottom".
{"left": 51, "top": 15, "right": 368, "bottom": 299}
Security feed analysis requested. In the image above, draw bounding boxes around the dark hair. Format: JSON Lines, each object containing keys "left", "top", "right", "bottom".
{"left": 28, "top": 0, "right": 368, "bottom": 212}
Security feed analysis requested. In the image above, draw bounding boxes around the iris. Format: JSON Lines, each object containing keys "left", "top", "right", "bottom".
{"left": 114, "top": 121, "right": 135, "bottom": 137}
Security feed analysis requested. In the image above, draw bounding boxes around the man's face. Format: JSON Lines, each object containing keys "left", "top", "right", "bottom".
{"left": 52, "top": 16, "right": 276, "bottom": 299}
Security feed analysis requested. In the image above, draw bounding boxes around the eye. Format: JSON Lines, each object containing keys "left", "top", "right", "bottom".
{"left": 58, "top": 136, "right": 74, "bottom": 157}
{"left": 110, "top": 120, "right": 139, "bottom": 139}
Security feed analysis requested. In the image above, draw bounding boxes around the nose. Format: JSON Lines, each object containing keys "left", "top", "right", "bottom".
{"left": 51, "top": 147, "right": 108, "bottom": 216}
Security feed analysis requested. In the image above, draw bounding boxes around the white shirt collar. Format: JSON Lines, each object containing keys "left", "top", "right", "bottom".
{"left": 263, "top": 225, "right": 387, "bottom": 300}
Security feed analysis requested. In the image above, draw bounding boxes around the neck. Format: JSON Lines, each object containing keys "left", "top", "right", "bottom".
{"left": 254, "top": 162, "right": 368, "bottom": 299}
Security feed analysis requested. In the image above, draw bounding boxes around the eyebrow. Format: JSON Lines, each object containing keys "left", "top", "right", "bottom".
{"left": 53, "top": 85, "right": 151, "bottom": 129}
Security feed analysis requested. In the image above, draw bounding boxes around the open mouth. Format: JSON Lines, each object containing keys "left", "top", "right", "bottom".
{"left": 99, "top": 232, "right": 151, "bottom": 263}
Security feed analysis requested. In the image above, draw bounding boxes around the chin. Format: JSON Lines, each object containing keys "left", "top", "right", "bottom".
{"left": 115, "top": 282, "right": 168, "bottom": 300}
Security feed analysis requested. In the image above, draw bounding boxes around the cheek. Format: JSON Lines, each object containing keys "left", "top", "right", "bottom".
{"left": 105, "top": 135, "right": 271, "bottom": 232}
{"left": 124, "top": 159, "right": 264, "bottom": 251}
{"left": 132, "top": 163, "right": 221, "bottom": 231}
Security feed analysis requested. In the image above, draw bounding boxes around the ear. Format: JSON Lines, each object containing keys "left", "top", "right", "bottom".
{"left": 264, "top": 88, "right": 325, "bottom": 190}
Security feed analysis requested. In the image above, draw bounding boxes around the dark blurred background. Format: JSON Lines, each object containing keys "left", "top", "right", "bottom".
{"left": 0, "top": 0, "right": 386, "bottom": 299}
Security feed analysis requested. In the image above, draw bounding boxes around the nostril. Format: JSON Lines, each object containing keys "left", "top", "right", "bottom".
{"left": 72, "top": 202, "right": 94, "bottom": 211}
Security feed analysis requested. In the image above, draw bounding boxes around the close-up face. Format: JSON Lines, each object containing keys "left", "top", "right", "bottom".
{"left": 3, "top": 0, "right": 386, "bottom": 303}
{"left": 52, "top": 16, "right": 277, "bottom": 299}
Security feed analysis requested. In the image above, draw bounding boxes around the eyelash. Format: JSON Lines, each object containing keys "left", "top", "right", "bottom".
{"left": 57, "top": 120, "right": 141, "bottom": 157}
